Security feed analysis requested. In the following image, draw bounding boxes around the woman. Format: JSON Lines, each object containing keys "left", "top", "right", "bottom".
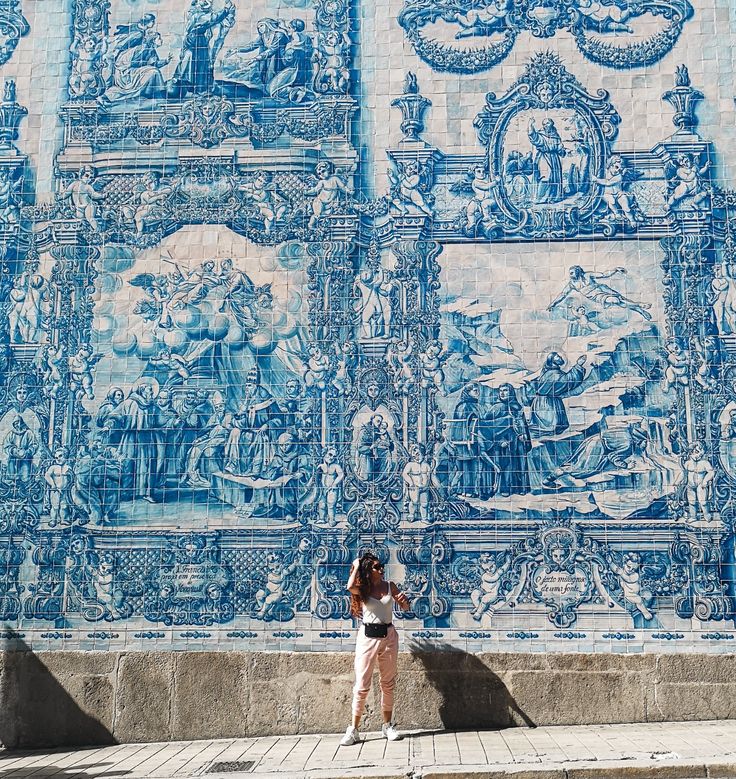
{"left": 101, "top": 14, "right": 169, "bottom": 105}
{"left": 341, "top": 554, "right": 411, "bottom": 746}
{"left": 222, "top": 18, "right": 292, "bottom": 98}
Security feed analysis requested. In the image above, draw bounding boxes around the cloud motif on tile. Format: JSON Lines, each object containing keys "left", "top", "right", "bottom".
{"left": 398, "top": 0, "right": 694, "bottom": 73}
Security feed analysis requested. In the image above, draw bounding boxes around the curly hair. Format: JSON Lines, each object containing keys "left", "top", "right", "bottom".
{"left": 350, "top": 553, "right": 380, "bottom": 618}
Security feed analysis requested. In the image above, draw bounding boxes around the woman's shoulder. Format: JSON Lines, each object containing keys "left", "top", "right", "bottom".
{"left": 366, "top": 582, "right": 391, "bottom": 599}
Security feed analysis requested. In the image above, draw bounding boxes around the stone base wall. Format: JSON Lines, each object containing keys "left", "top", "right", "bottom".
{"left": 2, "top": 651, "right": 736, "bottom": 749}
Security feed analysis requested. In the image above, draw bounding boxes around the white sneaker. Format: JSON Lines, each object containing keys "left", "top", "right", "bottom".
{"left": 340, "top": 725, "right": 360, "bottom": 746}
{"left": 382, "top": 722, "right": 402, "bottom": 741}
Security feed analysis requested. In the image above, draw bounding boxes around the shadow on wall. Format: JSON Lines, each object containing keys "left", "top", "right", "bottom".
{"left": 0, "top": 632, "right": 116, "bottom": 750}
{"left": 407, "top": 640, "right": 536, "bottom": 731}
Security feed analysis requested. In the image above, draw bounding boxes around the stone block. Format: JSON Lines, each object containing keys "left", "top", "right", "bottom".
{"left": 396, "top": 669, "right": 518, "bottom": 730}
{"left": 706, "top": 762, "right": 736, "bottom": 778}
{"left": 402, "top": 650, "right": 495, "bottom": 674}
{"left": 115, "top": 652, "right": 174, "bottom": 743}
{"left": 1, "top": 651, "right": 115, "bottom": 748}
{"left": 245, "top": 695, "right": 300, "bottom": 737}
{"left": 393, "top": 672, "right": 446, "bottom": 730}
{"left": 294, "top": 672, "right": 354, "bottom": 733}
{"left": 245, "top": 666, "right": 299, "bottom": 736}
{"left": 402, "top": 651, "right": 548, "bottom": 675}
{"left": 171, "top": 652, "right": 249, "bottom": 741}
{"left": 251, "top": 651, "right": 354, "bottom": 678}
{"left": 422, "top": 771, "right": 565, "bottom": 779}
{"left": 546, "top": 654, "right": 656, "bottom": 673}
{"left": 35, "top": 651, "right": 117, "bottom": 677}
{"left": 567, "top": 763, "right": 707, "bottom": 779}
{"left": 651, "top": 683, "right": 736, "bottom": 721}
{"left": 247, "top": 653, "right": 355, "bottom": 736}
{"left": 0, "top": 651, "right": 10, "bottom": 748}
{"left": 474, "top": 654, "right": 550, "bottom": 673}
{"left": 507, "top": 671, "right": 648, "bottom": 725}
{"left": 655, "top": 655, "right": 736, "bottom": 685}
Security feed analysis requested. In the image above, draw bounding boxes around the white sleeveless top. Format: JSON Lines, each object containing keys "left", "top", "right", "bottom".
{"left": 362, "top": 583, "right": 394, "bottom": 625}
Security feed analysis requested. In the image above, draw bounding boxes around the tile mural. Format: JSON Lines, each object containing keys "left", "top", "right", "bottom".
{"left": 0, "top": 0, "right": 735, "bottom": 652}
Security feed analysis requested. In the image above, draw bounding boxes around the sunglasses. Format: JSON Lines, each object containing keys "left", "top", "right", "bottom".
{"left": 372, "top": 563, "right": 385, "bottom": 572}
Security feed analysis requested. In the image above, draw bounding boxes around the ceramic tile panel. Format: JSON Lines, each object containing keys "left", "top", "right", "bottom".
{"left": 0, "top": 0, "right": 734, "bottom": 653}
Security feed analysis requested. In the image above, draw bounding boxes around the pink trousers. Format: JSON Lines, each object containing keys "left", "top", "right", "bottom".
{"left": 352, "top": 625, "right": 399, "bottom": 716}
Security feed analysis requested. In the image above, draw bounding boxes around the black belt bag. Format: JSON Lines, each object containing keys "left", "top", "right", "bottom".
{"left": 363, "top": 622, "right": 389, "bottom": 638}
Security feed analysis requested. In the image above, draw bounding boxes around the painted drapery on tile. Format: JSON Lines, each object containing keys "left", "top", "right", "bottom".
{"left": 0, "top": 0, "right": 735, "bottom": 651}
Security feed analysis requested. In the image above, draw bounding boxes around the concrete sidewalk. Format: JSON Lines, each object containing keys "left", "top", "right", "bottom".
{"left": 1, "top": 720, "right": 736, "bottom": 779}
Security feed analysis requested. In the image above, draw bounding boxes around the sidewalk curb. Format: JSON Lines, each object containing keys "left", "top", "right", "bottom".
{"left": 418, "top": 761, "right": 736, "bottom": 778}
{"left": 203, "top": 759, "right": 736, "bottom": 779}
{"left": 418, "top": 762, "right": 736, "bottom": 779}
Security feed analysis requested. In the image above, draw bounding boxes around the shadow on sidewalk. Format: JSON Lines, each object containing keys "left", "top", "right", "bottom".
{"left": 407, "top": 640, "right": 535, "bottom": 731}
{"left": 0, "top": 758, "right": 129, "bottom": 779}
{"left": 1, "top": 632, "right": 116, "bottom": 750}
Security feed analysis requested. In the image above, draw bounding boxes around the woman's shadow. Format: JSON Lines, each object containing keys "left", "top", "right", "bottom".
{"left": 407, "top": 639, "right": 535, "bottom": 731}
{"left": 0, "top": 633, "right": 115, "bottom": 750}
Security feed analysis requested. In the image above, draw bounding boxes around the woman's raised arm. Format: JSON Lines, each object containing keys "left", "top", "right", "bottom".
{"left": 346, "top": 558, "right": 361, "bottom": 595}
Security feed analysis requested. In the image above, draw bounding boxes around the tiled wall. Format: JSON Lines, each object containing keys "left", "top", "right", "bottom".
{"left": 1, "top": 0, "right": 735, "bottom": 654}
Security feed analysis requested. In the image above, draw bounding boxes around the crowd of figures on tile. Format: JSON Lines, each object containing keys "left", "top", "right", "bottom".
{"left": 69, "top": 0, "right": 351, "bottom": 104}
{"left": 1, "top": 244, "right": 703, "bottom": 529}
{"left": 0, "top": 0, "right": 735, "bottom": 635}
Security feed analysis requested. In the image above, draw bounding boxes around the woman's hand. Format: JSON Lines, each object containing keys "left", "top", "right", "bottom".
{"left": 391, "top": 582, "right": 410, "bottom": 611}
{"left": 394, "top": 592, "right": 410, "bottom": 611}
